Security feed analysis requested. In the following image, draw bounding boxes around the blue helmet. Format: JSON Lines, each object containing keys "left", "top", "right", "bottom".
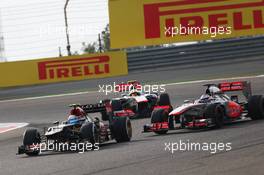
{"left": 68, "top": 115, "right": 79, "bottom": 124}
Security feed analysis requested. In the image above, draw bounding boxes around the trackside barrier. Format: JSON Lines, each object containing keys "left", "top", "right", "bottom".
{"left": 109, "top": 0, "right": 264, "bottom": 48}
{"left": 127, "top": 36, "right": 264, "bottom": 72}
{"left": 0, "top": 51, "right": 128, "bottom": 88}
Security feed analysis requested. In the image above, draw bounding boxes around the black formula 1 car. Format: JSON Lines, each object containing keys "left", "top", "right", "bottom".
{"left": 100, "top": 92, "right": 171, "bottom": 120}
{"left": 97, "top": 80, "right": 169, "bottom": 120}
{"left": 143, "top": 81, "right": 264, "bottom": 134}
{"left": 17, "top": 103, "right": 132, "bottom": 156}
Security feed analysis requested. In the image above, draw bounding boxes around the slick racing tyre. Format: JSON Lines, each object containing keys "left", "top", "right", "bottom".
{"left": 204, "top": 104, "right": 224, "bottom": 129}
{"left": 248, "top": 95, "right": 264, "bottom": 120}
{"left": 101, "top": 99, "right": 110, "bottom": 121}
{"left": 158, "top": 93, "right": 171, "bottom": 106}
{"left": 151, "top": 108, "right": 168, "bottom": 123}
{"left": 101, "top": 111, "right": 109, "bottom": 121}
{"left": 112, "top": 117, "right": 132, "bottom": 143}
{"left": 151, "top": 108, "right": 169, "bottom": 134}
{"left": 23, "top": 128, "right": 41, "bottom": 156}
{"left": 80, "top": 123, "right": 99, "bottom": 144}
{"left": 111, "top": 100, "right": 123, "bottom": 111}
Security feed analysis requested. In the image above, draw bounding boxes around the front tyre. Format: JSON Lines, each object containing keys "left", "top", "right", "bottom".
{"left": 151, "top": 108, "right": 169, "bottom": 134}
{"left": 23, "top": 128, "right": 41, "bottom": 156}
{"left": 112, "top": 117, "right": 132, "bottom": 143}
{"left": 204, "top": 104, "right": 224, "bottom": 129}
{"left": 80, "top": 123, "right": 99, "bottom": 144}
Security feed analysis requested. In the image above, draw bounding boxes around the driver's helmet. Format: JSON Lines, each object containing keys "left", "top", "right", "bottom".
{"left": 200, "top": 94, "right": 210, "bottom": 101}
{"left": 67, "top": 115, "right": 80, "bottom": 124}
{"left": 70, "top": 107, "right": 85, "bottom": 117}
{"left": 199, "top": 94, "right": 214, "bottom": 103}
{"left": 206, "top": 86, "right": 222, "bottom": 96}
{"left": 129, "top": 84, "right": 137, "bottom": 91}
{"left": 209, "top": 86, "right": 221, "bottom": 95}
{"left": 129, "top": 89, "right": 141, "bottom": 96}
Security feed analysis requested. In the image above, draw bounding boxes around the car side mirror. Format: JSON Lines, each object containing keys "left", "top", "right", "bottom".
{"left": 53, "top": 121, "right": 59, "bottom": 125}
{"left": 121, "top": 94, "right": 127, "bottom": 97}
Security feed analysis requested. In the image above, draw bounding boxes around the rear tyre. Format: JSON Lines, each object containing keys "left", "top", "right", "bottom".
{"left": 151, "top": 108, "right": 169, "bottom": 134}
{"left": 158, "top": 93, "right": 171, "bottom": 106}
{"left": 80, "top": 123, "right": 99, "bottom": 144}
{"left": 204, "top": 104, "right": 224, "bottom": 129}
{"left": 101, "top": 99, "right": 110, "bottom": 121}
{"left": 111, "top": 100, "right": 123, "bottom": 111}
{"left": 23, "top": 128, "right": 41, "bottom": 156}
{"left": 112, "top": 117, "right": 132, "bottom": 143}
{"left": 248, "top": 95, "right": 264, "bottom": 120}
{"left": 101, "top": 111, "right": 109, "bottom": 121}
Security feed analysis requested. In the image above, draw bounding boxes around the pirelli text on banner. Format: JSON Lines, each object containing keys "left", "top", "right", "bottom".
{"left": 109, "top": 0, "right": 264, "bottom": 48}
{"left": 0, "top": 51, "right": 128, "bottom": 87}
{"left": 38, "top": 56, "right": 110, "bottom": 80}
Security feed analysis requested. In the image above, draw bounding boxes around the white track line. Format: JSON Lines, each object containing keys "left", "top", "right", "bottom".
{"left": 0, "top": 123, "right": 29, "bottom": 134}
{"left": 0, "top": 74, "right": 263, "bottom": 103}
{"left": 164, "top": 74, "right": 264, "bottom": 86}
{"left": 0, "top": 91, "right": 97, "bottom": 103}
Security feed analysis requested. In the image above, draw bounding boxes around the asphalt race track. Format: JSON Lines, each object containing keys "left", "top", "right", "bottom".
{"left": 0, "top": 62, "right": 264, "bottom": 175}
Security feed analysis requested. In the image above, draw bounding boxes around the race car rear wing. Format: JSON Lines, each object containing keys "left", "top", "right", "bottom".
{"left": 82, "top": 103, "right": 106, "bottom": 114}
{"left": 115, "top": 80, "right": 141, "bottom": 92}
{"left": 218, "top": 81, "right": 252, "bottom": 99}
{"left": 69, "top": 103, "right": 107, "bottom": 114}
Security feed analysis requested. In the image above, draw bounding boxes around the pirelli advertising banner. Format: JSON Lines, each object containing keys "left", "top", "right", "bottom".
{"left": 109, "top": 0, "right": 264, "bottom": 48}
{"left": 0, "top": 51, "right": 128, "bottom": 87}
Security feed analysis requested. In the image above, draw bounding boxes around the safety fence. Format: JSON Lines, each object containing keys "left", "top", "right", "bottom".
{"left": 127, "top": 36, "right": 264, "bottom": 72}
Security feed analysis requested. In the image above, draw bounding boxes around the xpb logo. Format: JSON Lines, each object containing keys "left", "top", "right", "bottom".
{"left": 38, "top": 56, "right": 110, "bottom": 80}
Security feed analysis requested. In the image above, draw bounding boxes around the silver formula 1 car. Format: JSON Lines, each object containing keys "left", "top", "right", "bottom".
{"left": 143, "top": 81, "right": 264, "bottom": 134}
